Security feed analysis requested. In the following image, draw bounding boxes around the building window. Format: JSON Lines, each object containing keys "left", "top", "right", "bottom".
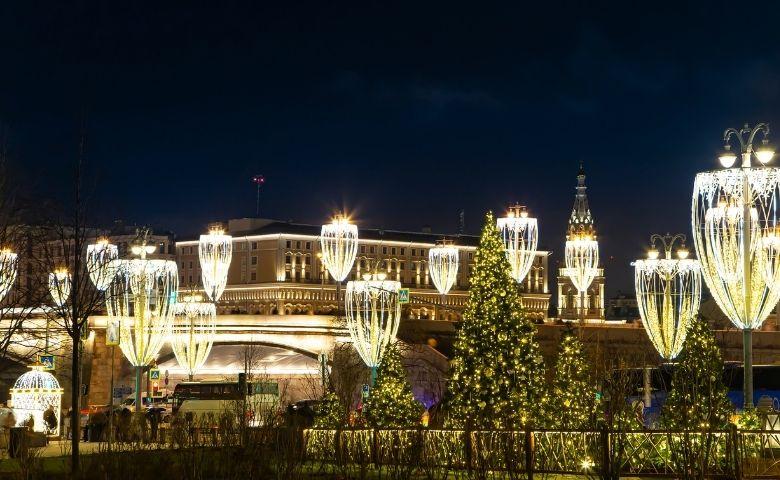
{"left": 370, "top": 246, "right": 375, "bottom": 254}
{"left": 251, "top": 256, "right": 258, "bottom": 265}
{"left": 250, "top": 272, "right": 256, "bottom": 281}
{"left": 411, "top": 248, "right": 416, "bottom": 256}
{"left": 285, "top": 255, "right": 292, "bottom": 264}
{"left": 296, "top": 241, "right": 301, "bottom": 249}
{"left": 306, "top": 241, "right": 311, "bottom": 250}
{"left": 304, "top": 256, "right": 310, "bottom": 265}
{"left": 400, "top": 248, "right": 405, "bottom": 256}
{"left": 382, "top": 247, "right": 387, "bottom": 255}
{"left": 188, "top": 261, "right": 193, "bottom": 269}
{"left": 188, "top": 275, "right": 193, "bottom": 283}
{"left": 400, "top": 263, "right": 405, "bottom": 270}
{"left": 251, "top": 241, "right": 258, "bottom": 250}
{"left": 360, "top": 246, "right": 366, "bottom": 253}
{"left": 305, "top": 271, "right": 310, "bottom": 280}
{"left": 286, "top": 240, "right": 291, "bottom": 249}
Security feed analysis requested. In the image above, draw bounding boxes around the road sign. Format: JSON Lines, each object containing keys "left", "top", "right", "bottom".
{"left": 149, "top": 368, "right": 160, "bottom": 380}
{"left": 362, "top": 384, "right": 370, "bottom": 399}
{"left": 38, "top": 354, "right": 55, "bottom": 371}
{"left": 164, "top": 370, "right": 169, "bottom": 386}
{"left": 398, "top": 288, "right": 410, "bottom": 304}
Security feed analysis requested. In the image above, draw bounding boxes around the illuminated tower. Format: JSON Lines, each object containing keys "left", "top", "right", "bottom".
{"left": 557, "top": 164, "right": 605, "bottom": 321}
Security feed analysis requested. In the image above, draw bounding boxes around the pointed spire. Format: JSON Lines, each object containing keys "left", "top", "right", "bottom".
{"left": 568, "top": 163, "right": 594, "bottom": 236}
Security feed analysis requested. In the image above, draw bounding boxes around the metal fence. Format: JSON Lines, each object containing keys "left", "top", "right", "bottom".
{"left": 302, "top": 427, "right": 780, "bottom": 478}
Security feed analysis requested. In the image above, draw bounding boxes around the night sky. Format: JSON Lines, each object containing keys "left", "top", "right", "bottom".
{"left": 1, "top": 1, "right": 780, "bottom": 295}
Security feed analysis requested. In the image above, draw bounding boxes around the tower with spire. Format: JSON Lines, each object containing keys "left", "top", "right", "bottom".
{"left": 557, "top": 164, "right": 606, "bottom": 321}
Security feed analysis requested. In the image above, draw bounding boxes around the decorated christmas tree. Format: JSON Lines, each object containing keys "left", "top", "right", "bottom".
{"left": 546, "top": 325, "right": 596, "bottom": 428}
{"left": 363, "top": 342, "right": 425, "bottom": 428}
{"left": 660, "top": 315, "right": 733, "bottom": 430}
{"left": 446, "top": 211, "right": 546, "bottom": 429}
{"left": 313, "top": 390, "right": 345, "bottom": 428}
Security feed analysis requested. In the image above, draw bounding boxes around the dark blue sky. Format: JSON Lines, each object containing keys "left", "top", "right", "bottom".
{"left": 1, "top": 1, "right": 780, "bottom": 294}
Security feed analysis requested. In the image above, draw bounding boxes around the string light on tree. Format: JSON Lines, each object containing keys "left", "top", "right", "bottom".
{"left": 0, "top": 248, "right": 18, "bottom": 302}
{"left": 428, "top": 239, "right": 459, "bottom": 295}
{"left": 345, "top": 272, "right": 401, "bottom": 385}
{"left": 171, "top": 294, "right": 216, "bottom": 381}
{"left": 363, "top": 342, "right": 424, "bottom": 427}
{"left": 496, "top": 204, "right": 538, "bottom": 283}
{"left": 198, "top": 225, "right": 232, "bottom": 302}
{"left": 692, "top": 123, "right": 778, "bottom": 408}
{"left": 106, "top": 229, "right": 177, "bottom": 411}
{"left": 633, "top": 233, "right": 701, "bottom": 360}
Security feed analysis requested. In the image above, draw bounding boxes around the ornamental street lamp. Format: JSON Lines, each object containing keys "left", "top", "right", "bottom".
{"left": 633, "top": 233, "right": 701, "bottom": 360}
{"left": 345, "top": 272, "right": 401, "bottom": 385}
{"left": 198, "top": 225, "right": 232, "bottom": 302}
{"left": 497, "top": 204, "right": 539, "bottom": 284}
{"left": 171, "top": 294, "right": 216, "bottom": 381}
{"left": 86, "top": 239, "right": 118, "bottom": 292}
{"left": 320, "top": 214, "right": 358, "bottom": 319}
{"left": 107, "top": 230, "right": 177, "bottom": 412}
{"left": 0, "top": 248, "right": 18, "bottom": 302}
{"left": 563, "top": 229, "right": 599, "bottom": 323}
{"left": 692, "top": 122, "right": 778, "bottom": 409}
{"left": 48, "top": 268, "right": 71, "bottom": 307}
{"left": 428, "top": 239, "right": 459, "bottom": 296}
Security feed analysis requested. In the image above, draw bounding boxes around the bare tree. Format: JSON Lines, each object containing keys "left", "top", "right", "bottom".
{"left": 28, "top": 129, "right": 109, "bottom": 474}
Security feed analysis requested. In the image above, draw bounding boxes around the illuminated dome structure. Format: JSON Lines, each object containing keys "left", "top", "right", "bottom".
{"left": 10, "top": 365, "right": 63, "bottom": 435}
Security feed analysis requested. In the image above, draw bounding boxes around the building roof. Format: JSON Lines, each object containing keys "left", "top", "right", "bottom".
{"left": 179, "top": 219, "right": 551, "bottom": 252}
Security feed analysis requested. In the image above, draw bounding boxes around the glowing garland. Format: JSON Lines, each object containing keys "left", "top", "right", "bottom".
{"left": 496, "top": 205, "right": 538, "bottom": 283}
{"left": 563, "top": 233, "right": 599, "bottom": 294}
{"left": 11, "top": 365, "right": 63, "bottom": 435}
{"left": 48, "top": 268, "right": 71, "bottom": 307}
{"left": 345, "top": 273, "right": 401, "bottom": 369}
{"left": 692, "top": 168, "right": 780, "bottom": 329}
{"left": 320, "top": 215, "right": 358, "bottom": 282}
{"left": 633, "top": 236, "right": 701, "bottom": 360}
{"left": 171, "top": 295, "right": 216, "bottom": 380}
{"left": 0, "top": 249, "right": 17, "bottom": 302}
{"left": 428, "top": 240, "right": 459, "bottom": 295}
{"left": 107, "top": 258, "right": 178, "bottom": 367}
{"left": 198, "top": 226, "right": 232, "bottom": 302}
{"left": 86, "top": 239, "right": 118, "bottom": 291}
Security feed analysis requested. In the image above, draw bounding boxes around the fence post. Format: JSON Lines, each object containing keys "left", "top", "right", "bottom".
{"left": 465, "top": 427, "right": 473, "bottom": 473}
{"left": 524, "top": 428, "right": 534, "bottom": 480}
{"left": 372, "top": 428, "right": 379, "bottom": 466}
{"left": 600, "top": 425, "right": 611, "bottom": 480}
{"left": 335, "top": 428, "right": 341, "bottom": 465}
{"left": 730, "top": 424, "right": 742, "bottom": 480}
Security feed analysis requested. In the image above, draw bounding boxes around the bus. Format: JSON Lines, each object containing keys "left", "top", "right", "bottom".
{"left": 172, "top": 380, "right": 280, "bottom": 424}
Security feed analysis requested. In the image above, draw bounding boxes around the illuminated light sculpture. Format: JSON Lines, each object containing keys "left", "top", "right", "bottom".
{"left": 497, "top": 204, "right": 538, "bottom": 283}
{"left": 10, "top": 364, "right": 63, "bottom": 435}
{"left": 633, "top": 234, "right": 701, "bottom": 360}
{"left": 107, "top": 231, "right": 177, "bottom": 411}
{"left": 86, "top": 238, "right": 118, "bottom": 291}
{"left": 563, "top": 231, "right": 599, "bottom": 323}
{"left": 48, "top": 268, "right": 71, "bottom": 307}
{"left": 428, "top": 239, "right": 459, "bottom": 295}
{"left": 692, "top": 122, "right": 778, "bottom": 408}
{"left": 0, "top": 248, "right": 18, "bottom": 302}
{"left": 345, "top": 272, "right": 401, "bottom": 385}
{"left": 171, "top": 294, "right": 216, "bottom": 381}
{"left": 198, "top": 225, "right": 232, "bottom": 302}
{"left": 320, "top": 214, "right": 359, "bottom": 318}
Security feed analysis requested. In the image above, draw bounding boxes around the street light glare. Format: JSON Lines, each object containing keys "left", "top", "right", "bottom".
{"left": 756, "top": 142, "right": 775, "bottom": 164}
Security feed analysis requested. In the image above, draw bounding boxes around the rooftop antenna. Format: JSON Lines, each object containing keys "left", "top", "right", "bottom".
{"left": 458, "top": 209, "right": 465, "bottom": 235}
{"left": 251, "top": 174, "right": 265, "bottom": 217}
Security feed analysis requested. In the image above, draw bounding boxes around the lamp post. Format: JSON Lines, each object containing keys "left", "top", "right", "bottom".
{"left": 497, "top": 204, "right": 539, "bottom": 284}
{"left": 86, "top": 238, "right": 118, "bottom": 445}
{"left": 107, "top": 230, "right": 177, "bottom": 412}
{"left": 171, "top": 294, "right": 216, "bottom": 381}
{"left": 320, "top": 214, "right": 358, "bottom": 322}
{"left": 198, "top": 225, "right": 232, "bottom": 302}
{"left": 564, "top": 228, "right": 599, "bottom": 323}
{"left": 692, "top": 123, "right": 779, "bottom": 409}
{"left": 345, "top": 272, "right": 401, "bottom": 385}
{"left": 633, "top": 234, "right": 701, "bottom": 360}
